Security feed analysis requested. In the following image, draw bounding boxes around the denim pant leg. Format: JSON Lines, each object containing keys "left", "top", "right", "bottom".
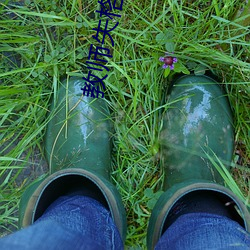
{"left": 0, "top": 196, "right": 123, "bottom": 250}
{"left": 155, "top": 212, "right": 250, "bottom": 250}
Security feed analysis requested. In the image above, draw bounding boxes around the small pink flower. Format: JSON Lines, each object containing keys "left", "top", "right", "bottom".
{"left": 159, "top": 53, "right": 177, "bottom": 70}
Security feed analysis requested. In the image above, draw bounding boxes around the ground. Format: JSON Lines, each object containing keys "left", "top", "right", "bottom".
{"left": 0, "top": 0, "right": 249, "bottom": 249}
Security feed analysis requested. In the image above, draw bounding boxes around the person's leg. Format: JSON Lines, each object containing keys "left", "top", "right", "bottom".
{"left": 147, "top": 75, "right": 250, "bottom": 249}
{"left": 155, "top": 213, "right": 250, "bottom": 250}
{"left": 0, "top": 195, "right": 123, "bottom": 250}
{"left": 17, "top": 77, "right": 127, "bottom": 248}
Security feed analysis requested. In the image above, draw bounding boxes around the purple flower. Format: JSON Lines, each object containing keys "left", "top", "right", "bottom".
{"left": 159, "top": 53, "right": 177, "bottom": 70}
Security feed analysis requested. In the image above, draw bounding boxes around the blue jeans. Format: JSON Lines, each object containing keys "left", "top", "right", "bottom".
{"left": 0, "top": 196, "right": 249, "bottom": 249}
{"left": 156, "top": 213, "right": 250, "bottom": 250}
{"left": 0, "top": 196, "right": 123, "bottom": 250}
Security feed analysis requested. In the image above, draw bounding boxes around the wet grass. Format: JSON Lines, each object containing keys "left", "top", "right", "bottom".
{"left": 0, "top": 0, "right": 249, "bottom": 248}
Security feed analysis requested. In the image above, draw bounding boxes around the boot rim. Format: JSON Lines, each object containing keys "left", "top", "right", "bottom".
{"left": 21, "top": 168, "right": 127, "bottom": 242}
{"left": 148, "top": 181, "right": 250, "bottom": 250}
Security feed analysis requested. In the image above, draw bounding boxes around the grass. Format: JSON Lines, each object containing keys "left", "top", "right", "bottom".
{"left": 0, "top": 0, "right": 250, "bottom": 248}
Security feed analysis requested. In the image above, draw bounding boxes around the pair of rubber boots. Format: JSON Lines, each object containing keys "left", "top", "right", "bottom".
{"left": 19, "top": 75, "right": 250, "bottom": 249}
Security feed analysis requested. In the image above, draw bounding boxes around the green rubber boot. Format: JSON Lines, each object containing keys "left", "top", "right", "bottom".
{"left": 147, "top": 75, "right": 250, "bottom": 249}
{"left": 19, "top": 77, "right": 127, "bottom": 242}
